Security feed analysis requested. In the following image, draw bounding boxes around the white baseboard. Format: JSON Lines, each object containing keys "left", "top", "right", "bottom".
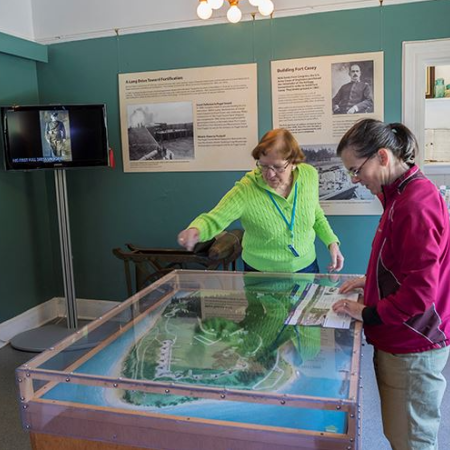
{"left": 0, "top": 297, "right": 120, "bottom": 349}
{"left": 64, "top": 298, "right": 121, "bottom": 321}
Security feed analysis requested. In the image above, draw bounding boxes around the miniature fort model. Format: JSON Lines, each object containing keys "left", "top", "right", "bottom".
{"left": 17, "top": 270, "right": 363, "bottom": 450}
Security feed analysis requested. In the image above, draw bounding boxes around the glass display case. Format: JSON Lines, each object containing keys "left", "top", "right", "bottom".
{"left": 16, "top": 270, "right": 363, "bottom": 450}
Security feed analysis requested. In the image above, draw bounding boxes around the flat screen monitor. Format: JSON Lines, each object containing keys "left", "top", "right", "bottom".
{"left": 1, "top": 104, "right": 110, "bottom": 171}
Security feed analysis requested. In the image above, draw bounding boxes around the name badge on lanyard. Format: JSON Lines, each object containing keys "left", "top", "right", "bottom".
{"left": 267, "top": 182, "right": 299, "bottom": 257}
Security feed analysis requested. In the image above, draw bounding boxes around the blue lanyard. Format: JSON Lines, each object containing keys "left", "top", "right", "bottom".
{"left": 267, "top": 182, "right": 298, "bottom": 239}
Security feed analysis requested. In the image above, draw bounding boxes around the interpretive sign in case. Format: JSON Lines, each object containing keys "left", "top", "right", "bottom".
{"left": 17, "top": 270, "right": 362, "bottom": 450}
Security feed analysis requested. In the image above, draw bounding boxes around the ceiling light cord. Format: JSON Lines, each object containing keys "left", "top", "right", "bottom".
{"left": 379, "top": 0, "right": 384, "bottom": 51}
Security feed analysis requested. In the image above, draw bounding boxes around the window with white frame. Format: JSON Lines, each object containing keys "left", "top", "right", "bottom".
{"left": 424, "top": 65, "right": 450, "bottom": 164}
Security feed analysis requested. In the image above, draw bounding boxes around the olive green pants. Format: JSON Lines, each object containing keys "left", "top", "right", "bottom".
{"left": 373, "top": 346, "right": 449, "bottom": 450}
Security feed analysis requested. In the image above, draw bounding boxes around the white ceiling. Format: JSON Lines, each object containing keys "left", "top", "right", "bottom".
{"left": 0, "top": 0, "right": 34, "bottom": 42}
{"left": 0, "top": 0, "right": 436, "bottom": 44}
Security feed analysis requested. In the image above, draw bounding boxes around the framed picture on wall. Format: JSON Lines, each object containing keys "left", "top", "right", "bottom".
{"left": 118, "top": 64, "right": 258, "bottom": 172}
{"left": 426, "top": 66, "right": 435, "bottom": 98}
{"left": 271, "top": 51, "right": 384, "bottom": 215}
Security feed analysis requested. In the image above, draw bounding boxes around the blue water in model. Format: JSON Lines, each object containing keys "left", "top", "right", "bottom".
{"left": 43, "top": 314, "right": 348, "bottom": 433}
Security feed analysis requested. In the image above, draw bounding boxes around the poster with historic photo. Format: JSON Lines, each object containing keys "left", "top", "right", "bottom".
{"left": 271, "top": 52, "right": 384, "bottom": 215}
{"left": 119, "top": 64, "right": 258, "bottom": 172}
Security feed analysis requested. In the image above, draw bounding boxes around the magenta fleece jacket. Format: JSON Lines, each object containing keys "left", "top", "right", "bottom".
{"left": 364, "top": 166, "right": 450, "bottom": 354}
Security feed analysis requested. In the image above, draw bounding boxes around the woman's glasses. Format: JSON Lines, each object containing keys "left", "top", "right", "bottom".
{"left": 346, "top": 154, "right": 374, "bottom": 178}
{"left": 256, "top": 160, "right": 290, "bottom": 173}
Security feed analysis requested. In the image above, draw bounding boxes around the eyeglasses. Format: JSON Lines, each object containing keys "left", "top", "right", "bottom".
{"left": 346, "top": 154, "right": 374, "bottom": 178}
{"left": 256, "top": 160, "right": 290, "bottom": 173}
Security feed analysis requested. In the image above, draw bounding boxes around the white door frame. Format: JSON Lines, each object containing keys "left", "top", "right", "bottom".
{"left": 403, "top": 38, "right": 450, "bottom": 174}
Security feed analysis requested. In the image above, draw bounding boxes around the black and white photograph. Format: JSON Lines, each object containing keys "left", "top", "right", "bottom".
{"left": 40, "top": 110, "right": 72, "bottom": 161}
{"left": 331, "top": 60, "right": 374, "bottom": 115}
{"left": 127, "top": 101, "right": 194, "bottom": 161}
{"left": 303, "top": 144, "right": 374, "bottom": 201}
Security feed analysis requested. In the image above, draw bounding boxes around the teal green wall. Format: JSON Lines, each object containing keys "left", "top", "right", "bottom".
{"left": 0, "top": 39, "right": 58, "bottom": 323}
{"left": 32, "top": 0, "right": 450, "bottom": 301}
{"left": 0, "top": 31, "right": 48, "bottom": 63}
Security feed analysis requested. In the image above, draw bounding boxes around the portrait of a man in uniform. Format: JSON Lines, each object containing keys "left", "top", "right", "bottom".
{"left": 45, "top": 111, "right": 67, "bottom": 157}
{"left": 332, "top": 62, "right": 374, "bottom": 115}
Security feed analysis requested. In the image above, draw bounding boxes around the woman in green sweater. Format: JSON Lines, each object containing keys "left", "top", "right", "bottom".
{"left": 178, "top": 128, "right": 344, "bottom": 273}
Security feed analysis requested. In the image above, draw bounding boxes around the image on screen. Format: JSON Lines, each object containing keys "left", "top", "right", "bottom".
{"left": 1, "top": 104, "right": 109, "bottom": 171}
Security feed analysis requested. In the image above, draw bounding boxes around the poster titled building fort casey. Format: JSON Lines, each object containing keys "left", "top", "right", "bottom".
{"left": 118, "top": 64, "right": 258, "bottom": 172}
{"left": 272, "top": 52, "right": 384, "bottom": 215}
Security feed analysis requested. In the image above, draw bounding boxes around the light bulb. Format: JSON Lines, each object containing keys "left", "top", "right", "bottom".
{"left": 197, "top": 1, "right": 213, "bottom": 19}
{"left": 258, "top": 0, "right": 274, "bottom": 16}
{"left": 227, "top": 4, "right": 242, "bottom": 23}
{"left": 208, "top": 0, "right": 224, "bottom": 9}
{"left": 248, "top": 0, "right": 260, "bottom": 6}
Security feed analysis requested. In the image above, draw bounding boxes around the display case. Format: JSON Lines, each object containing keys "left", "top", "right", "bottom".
{"left": 16, "top": 270, "right": 363, "bottom": 450}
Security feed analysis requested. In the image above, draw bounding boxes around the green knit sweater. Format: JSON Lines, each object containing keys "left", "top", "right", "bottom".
{"left": 190, "top": 164, "right": 339, "bottom": 272}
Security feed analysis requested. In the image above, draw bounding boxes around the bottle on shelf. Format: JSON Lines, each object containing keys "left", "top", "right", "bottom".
{"left": 435, "top": 78, "right": 445, "bottom": 98}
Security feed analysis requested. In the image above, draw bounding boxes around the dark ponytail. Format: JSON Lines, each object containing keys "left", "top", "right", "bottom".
{"left": 388, "top": 123, "right": 416, "bottom": 165}
{"left": 337, "top": 119, "right": 417, "bottom": 165}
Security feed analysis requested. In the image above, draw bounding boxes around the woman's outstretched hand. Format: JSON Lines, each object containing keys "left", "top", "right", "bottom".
{"left": 339, "top": 276, "right": 366, "bottom": 294}
{"left": 332, "top": 299, "right": 365, "bottom": 322}
{"left": 332, "top": 276, "right": 366, "bottom": 321}
{"left": 177, "top": 228, "right": 200, "bottom": 251}
{"left": 328, "top": 242, "right": 344, "bottom": 272}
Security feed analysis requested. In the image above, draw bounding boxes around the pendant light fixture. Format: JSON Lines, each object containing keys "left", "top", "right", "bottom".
{"left": 197, "top": 0, "right": 274, "bottom": 24}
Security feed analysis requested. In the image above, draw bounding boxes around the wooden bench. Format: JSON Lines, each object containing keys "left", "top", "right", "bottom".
{"left": 113, "top": 230, "right": 243, "bottom": 296}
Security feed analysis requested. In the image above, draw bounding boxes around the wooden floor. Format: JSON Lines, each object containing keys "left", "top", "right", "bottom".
{"left": 31, "top": 433, "right": 145, "bottom": 450}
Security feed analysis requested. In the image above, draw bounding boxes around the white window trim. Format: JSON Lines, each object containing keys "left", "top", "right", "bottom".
{"left": 403, "top": 38, "right": 450, "bottom": 175}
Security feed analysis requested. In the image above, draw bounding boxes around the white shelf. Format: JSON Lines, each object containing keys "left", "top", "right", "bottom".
{"left": 426, "top": 97, "right": 450, "bottom": 102}
{"left": 424, "top": 163, "right": 450, "bottom": 175}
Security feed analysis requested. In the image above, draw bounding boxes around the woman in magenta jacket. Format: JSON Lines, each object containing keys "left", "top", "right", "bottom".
{"left": 333, "top": 119, "right": 450, "bottom": 450}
